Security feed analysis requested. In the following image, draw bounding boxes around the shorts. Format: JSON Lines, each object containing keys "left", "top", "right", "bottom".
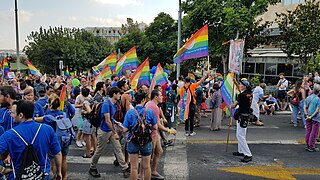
{"left": 127, "top": 141, "right": 152, "bottom": 156}
{"left": 48, "top": 144, "right": 69, "bottom": 159}
{"left": 77, "top": 117, "right": 84, "bottom": 131}
{"left": 277, "top": 90, "right": 286, "bottom": 100}
{"left": 82, "top": 118, "right": 96, "bottom": 135}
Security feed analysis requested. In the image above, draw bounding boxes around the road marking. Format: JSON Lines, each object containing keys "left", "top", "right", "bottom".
{"left": 219, "top": 165, "right": 320, "bottom": 180}
{"left": 67, "top": 155, "right": 115, "bottom": 164}
{"left": 186, "top": 139, "right": 316, "bottom": 144}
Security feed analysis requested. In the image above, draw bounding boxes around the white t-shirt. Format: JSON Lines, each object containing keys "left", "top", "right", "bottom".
{"left": 278, "top": 79, "right": 288, "bottom": 90}
{"left": 252, "top": 86, "right": 264, "bottom": 102}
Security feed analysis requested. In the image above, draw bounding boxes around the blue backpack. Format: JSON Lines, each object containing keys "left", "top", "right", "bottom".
{"left": 47, "top": 113, "right": 75, "bottom": 147}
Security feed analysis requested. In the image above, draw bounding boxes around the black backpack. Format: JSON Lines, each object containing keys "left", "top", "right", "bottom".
{"left": 12, "top": 124, "right": 44, "bottom": 180}
{"left": 130, "top": 108, "right": 153, "bottom": 146}
{"left": 114, "top": 99, "right": 126, "bottom": 123}
{"left": 85, "top": 102, "right": 104, "bottom": 127}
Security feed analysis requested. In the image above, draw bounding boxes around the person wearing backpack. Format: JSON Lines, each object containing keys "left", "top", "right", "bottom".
{"left": 165, "top": 84, "right": 178, "bottom": 129}
{"left": 122, "top": 91, "right": 158, "bottom": 180}
{"left": 287, "top": 79, "right": 306, "bottom": 128}
{"left": 0, "top": 100, "right": 62, "bottom": 180}
{"left": 89, "top": 87, "right": 130, "bottom": 178}
{"left": 0, "top": 86, "right": 18, "bottom": 131}
{"left": 39, "top": 94, "right": 74, "bottom": 180}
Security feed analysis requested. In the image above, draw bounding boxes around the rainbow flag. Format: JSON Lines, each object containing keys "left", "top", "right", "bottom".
{"left": 130, "top": 58, "right": 150, "bottom": 90}
{"left": 26, "top": 60, "right": 42, "bottom": 76}
{"left": 114, "top": 47, "right": 138, "bottom": 75}
{"left": 174, "top": 24, "right": 209, "bottom": 64}
{"left": 150, "top": 63, "right": 168, "bottom": 91}
{"left": 2, "top": 58, "right": 10, "bottom": 78}
{"left": 220, "top": 72, "right": 237, "bottom": 116}
{"left": 188, "top": 73, "right": 196, "bottom": 82}
{"left": 93, "top": 65, "right": 112, "bottom": 88}
{"left": 65, "top": 66, "right": 70, "bottom": 78}
{"left": 93, "top": 52, "right": 117, "bottom": 75}
{"left": 215, "top": 73, "right": 223, "bottom": 82}
{"left": 59, "top": 85, "right": 66, "bottom": 111}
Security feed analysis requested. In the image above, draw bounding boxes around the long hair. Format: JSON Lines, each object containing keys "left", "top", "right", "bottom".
{"left": 294, "top": 79, "right": 303, "bottom": 92}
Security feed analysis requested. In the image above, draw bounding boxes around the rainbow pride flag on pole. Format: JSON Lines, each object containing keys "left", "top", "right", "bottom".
{"left": 187, "top": 73, "right": 196, "bottom": 82}
{"left": 130, "top": 58, "right": 150, "bottom": 90}
{"left": 59, "top": 84, "right": 66, "bottom": 111}
{"left": 114, "top": 47, "right": 138, "bottom": 75}
{"left": 93, "top": 65, "right": 112, "bottom": 88}
{"left": 65, "top": 66, "right": 70, "bottom": 78}
{"left": 174, "top": 24, "right": 209, "bottom": 64}
{"left": 26, "top": 60, "right": 42, "bottom": 76}
{"left": 150, "top": 63, "right": 168, "bottom": 91}
{"left": 220, "top": 72, "right": 237, "bottom": 116}
{"left": 215, "top": 73, "right": 223, "bottom": 82}
{"left": 93, "top": 52, "right": 117, "bottom": 75}
{"left": 2, "top": 58, "right": 10, "bottom": 78}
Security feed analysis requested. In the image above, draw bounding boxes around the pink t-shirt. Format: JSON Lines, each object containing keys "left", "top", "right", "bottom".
{"left": 145, "top": 100, "right": 160, "bottom": 137}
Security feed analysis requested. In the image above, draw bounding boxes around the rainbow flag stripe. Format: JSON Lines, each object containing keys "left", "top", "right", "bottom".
{"left": 115, "top": 47, "right": 138, "bottom": 75}
{"left": 220, "top": 72, "right": 237, "bottom": 116}
{"left": 3, "top": 58, "right": 10, "bottom": 77}
{"left": 59, "top": 85, "right": 66, "bottom": 111}
{"left": 215, "top": 73, "right": 223, "bottom": 82}
{"left": 130, "top": 58, "right": 150, "bottom": 90}
{"left": 150, "top": 63, "right": 167, "bottom": 90}
{"left": 188, "top": 73, "right": 195, "bottom": 82}
{"left": 174, "top": 24, "right": 209, "bottom": 64}
{"left": 93, "top": 65, "right": 112, "bottom": 88}
{"left": 92, "top": 52, "right": 117, "bottom": 75}
{"left": 26, "top": 60, "right": 42, "bottom": 76}
{"left": 65, "top": 66, "right": 70, "bottom": 78}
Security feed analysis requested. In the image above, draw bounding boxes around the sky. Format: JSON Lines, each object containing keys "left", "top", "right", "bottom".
{"left": 0, "top": 0, "right": 179, "bottom": 50}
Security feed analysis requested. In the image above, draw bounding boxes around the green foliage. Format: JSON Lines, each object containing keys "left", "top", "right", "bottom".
{"left": 250, "top": 73, "right": 261, "bottom": 87}
{"left": 276, "top": 0, "right": 320, "bottom": 65}
{"left": 121, "top": 18, "right": 141, "bottom": 34}
{"left": 24, "top": 26, "right": 112, "bottom": 74}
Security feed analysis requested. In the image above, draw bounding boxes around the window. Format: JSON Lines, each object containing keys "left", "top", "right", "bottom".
{"left": 283, "top": 0, "right": 304, "bottom": 6}
{"left": 277, "top": 64, "right": 293, "bottom": 76}
{"left": 255, "top": 63, "right": 265, "bottom": 74}
{"left": 265, "top": 63, "right": 277, "bottom": 75}
{"left": 293, "top": 64, "right": 304, "bottom": 77}
{"left": 244, "top": 63, "right": 255, "bottom": 74}
{"left": 96, "top": 30, "right": 100, "bottom": 34}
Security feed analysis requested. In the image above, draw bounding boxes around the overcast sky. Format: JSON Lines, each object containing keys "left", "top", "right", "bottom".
{"left": 0, "top": 0, "right": 179, "bottom": 49}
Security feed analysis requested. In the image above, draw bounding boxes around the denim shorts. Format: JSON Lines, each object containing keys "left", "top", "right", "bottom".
{"left": 82, "top": 118, "right": 96, "bottom": 135}
{"left": 127, "top": 141, "right": 152, "bottom": 156}
{"left": 48, "top": 144, "right": 69, "bottom": 159}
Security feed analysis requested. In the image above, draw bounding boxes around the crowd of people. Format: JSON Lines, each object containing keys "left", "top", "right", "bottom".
{"left": 0, "top": 70, "right": 319, "bottom": 179}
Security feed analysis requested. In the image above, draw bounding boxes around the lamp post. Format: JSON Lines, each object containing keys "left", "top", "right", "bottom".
{"left": 176, "top": 0, "right": 182, "bottom": 80}
{"left": 14, "top": 0, "right": 21, "bottom": 73}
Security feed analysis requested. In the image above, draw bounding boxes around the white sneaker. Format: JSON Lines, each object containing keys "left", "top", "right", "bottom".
{"left": 82, "top": 141, "right": 86, "bottom": 146}
{"left": 190, "top": 132, "right": 196, "bottom": 136}
{"left": 76, "top": 140, "right": 83, "bottom": 148}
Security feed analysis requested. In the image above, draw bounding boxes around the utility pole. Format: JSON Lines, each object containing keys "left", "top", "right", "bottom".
{"left": 176, "top": 0, "right": 182, "bottom": 80}
{"left": 14, "top": 0, "right": 21, "bottom": 73}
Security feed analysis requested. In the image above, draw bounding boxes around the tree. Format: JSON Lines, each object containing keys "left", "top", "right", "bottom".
{"left": 24, "top": 26, "right": 112, "bottom": 74}
{"left": 181, "top": 0, "right": 279, "bottom": 75}
{"left": 276, "top": 0, "right": 320, "bottom": 65}
{"left": 121, "top": 18, "right": 141, "bottom": 34}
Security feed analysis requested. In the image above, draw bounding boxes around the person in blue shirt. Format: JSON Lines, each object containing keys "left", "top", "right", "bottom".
{"left": 0, "top": 86, "right": 18, "bottom": 131}
{"left": 23, "top": 87, "right": 45, "bottom": 119}
{"left": 122, "top": 91, "right": 158, "bottom": 180}
{"left": 0, "top": 100, "right": 62, "bottom": 180}
{"left": 89, "top": 87, "right": 130, "bottom": 178}
{"left": 37, "top": 93, "right": 70, "bottom": 180}
{"left": 0, "top": 125, "right": 9, "bottom": 180}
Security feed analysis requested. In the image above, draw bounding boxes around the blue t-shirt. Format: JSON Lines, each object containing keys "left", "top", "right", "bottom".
{"left": 34, "top": 103, "right": 45, "bottom": 118}
{"left": 43, "top": 110, "right": 65, "bottom": 131}
{"left": 0, "top": 108, "right": 18, "bottom": 131}
{"left": 36, "top": 97, "right": 48, "bottom": 110}
{"left": 0, "top": 121, "right": 61, "bottom": 179}
{"left": 63, "top": 102, "right": 75, "bottom": 119}
{"left": 123, "top": 106, "right": 157, "bottom": 141}
{"left": 100, "top": 98, "right": 116, "bottom": 132}
{"left": 304, "top": 94, "right": 320, "bottom": 122}
{"left": 0, "top": 126, "right": 4, "bottom": 178}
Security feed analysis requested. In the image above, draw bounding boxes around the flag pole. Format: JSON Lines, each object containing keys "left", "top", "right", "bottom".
{"left": 226, "top": 72, "right": 235, "bottom": 152}
{"left": 207, "top": 55, "right": 210, "bottom": 71}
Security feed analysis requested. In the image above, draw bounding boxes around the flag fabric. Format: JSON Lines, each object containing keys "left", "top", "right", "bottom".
{"left": 220, "top": 72, "right": 237, "bottom": 116}
{"left": 228, "top": 39, "right": 244, "bottom": 74}
{"left": 93, "top": 52, "right": 117, "bottom": 75}
{"left": 174, "top": 24, "right": 209, "bottom": 64}
{"left": 26, "top": 60, "right": 42, "bottom": 76}
{"left": 215, "top": 73, "right": 223, "bottom": 82}
{"left": 93, "top": 65, "right": 112, "bottom": 88}
{"left": 150, "top": 63, "right": 168, "bottom": 91}
{"left": 65, "top": 66, "right": 70, "bottom": 78}
{"left": 59, "top": 85, "right": 66, "bottom": 111}
{"left": 130, "top": 58, "right": 150, "bottom": 90}
{"left": 114, "top": 47, "right": 138, "bottom": 75}
{"left": 2, "top": 58, "right": 10, "bottom": 78}
{"left": 187, "top": 73, "right": 196, "bottom": 82}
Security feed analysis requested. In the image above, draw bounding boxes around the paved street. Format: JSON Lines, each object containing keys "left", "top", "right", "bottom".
{"left": 67, "top": 112, "right": 320, "bottom": 180}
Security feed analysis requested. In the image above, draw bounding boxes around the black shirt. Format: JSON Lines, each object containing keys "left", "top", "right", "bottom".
{"left": 237, "top": 90, "right": 252, "bottom": 114}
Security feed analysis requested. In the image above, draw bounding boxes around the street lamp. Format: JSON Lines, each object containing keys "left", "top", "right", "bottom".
{"left": 176, "top": 0, "right": 182, "bottom": 80}
{"left": 14, "top": 0, "right": 21, "bottom": 73}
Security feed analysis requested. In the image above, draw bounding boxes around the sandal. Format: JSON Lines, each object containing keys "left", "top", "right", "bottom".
{"left": 90, "top": 150, "right": 95, "bottom": 156}
{"left": 82, "top": 154, "right": 92, "bottom": 158}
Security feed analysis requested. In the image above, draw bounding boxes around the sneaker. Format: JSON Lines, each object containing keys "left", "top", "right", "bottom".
{"left": 122, "top": 167, "right": 130, "bottom": 178}
{"left": 185, "top": 132, "right": 190, "bottom": 136}
{"left": 233, "top": 152, "right": 245, "bottom": 156}
{"left": 82, "top": 141, "right": 86, "bottom": 146}
{"left": 190, "top": 132, "right": 196, "bottom": 136}
{"left": 76, "top": 140, "right": 83, "bottom": 148}
{"left": 151, "top": 172, "right": 164, "bottom": 180}
{"left": 88, "top": 168, "right": 101, "bottom": 177}
{"left": 316, "top": 138, "right": 320, "bottom": 142}
{"left": 305, "top": 146, "right": 310, "bottom": 151}
{"left": 304, "top": 125, "right": 306, "bottom": 129}
{"left": 164, "top": 140, "right": 174, "bottom": 147}
{"left": 113, "top": 159, "right": 119, "bottom": 167}
{"left": 307, "top": 147, "right": 320, "bottom": 152}
{"left": 241, "top": 156, "right": 252, "bottom": 163}
{"left": 293, "top": 124, "right": 297, "bottom": 127}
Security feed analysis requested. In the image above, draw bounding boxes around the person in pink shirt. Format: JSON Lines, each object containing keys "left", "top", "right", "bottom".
{"left": 145, "top": 89, "right": 176, "bottom": 180}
